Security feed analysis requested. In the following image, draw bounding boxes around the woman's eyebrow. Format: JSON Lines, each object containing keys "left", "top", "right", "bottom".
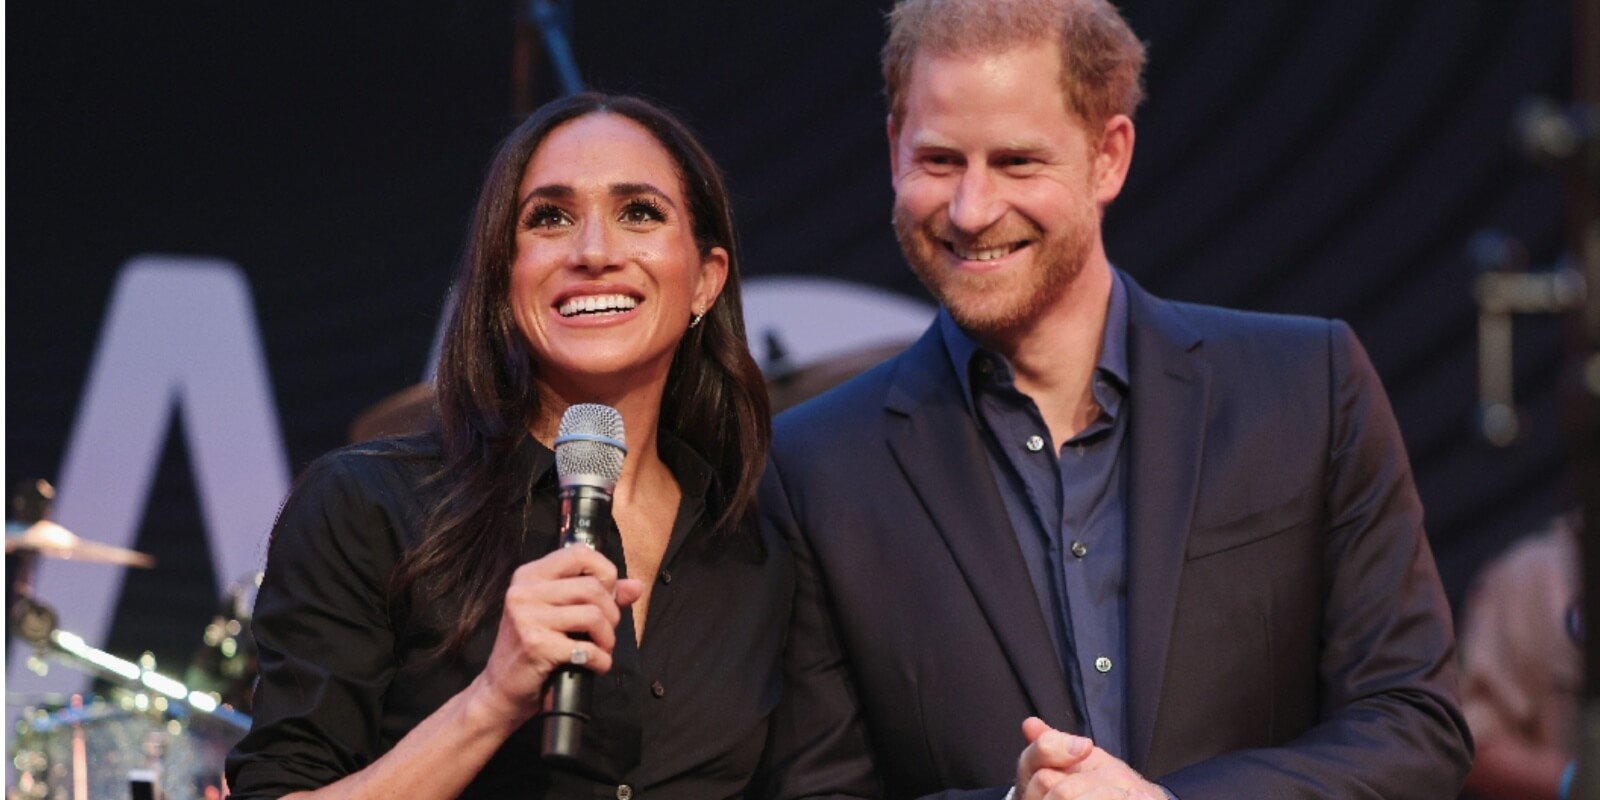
{"left": 518, "top": 182, "right": 677, "bottom": 210}
{"left": 520, "top": 183, "right": 574, "bottom": 208}
{"left": 610, "top": 182, "right": 677, "bottom": 209}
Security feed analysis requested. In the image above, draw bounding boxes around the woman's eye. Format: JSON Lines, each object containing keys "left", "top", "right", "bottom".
{"left": 620, "top": 199, "right": 667, "bottom": 225}
{"left": 523, "top": 204, "right": 570, "bottom": 229}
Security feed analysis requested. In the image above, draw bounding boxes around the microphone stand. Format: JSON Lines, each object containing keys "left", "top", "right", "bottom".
{"left": 513, "top": 0, "right": 582, "bottom": 116}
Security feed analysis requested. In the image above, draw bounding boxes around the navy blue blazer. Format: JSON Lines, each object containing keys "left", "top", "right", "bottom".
{"left": 757, "top": 276, "right": 1472, "bottom": 800}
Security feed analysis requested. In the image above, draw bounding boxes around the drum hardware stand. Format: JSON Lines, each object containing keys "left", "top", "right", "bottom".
{"left": 763, "top": 330, "right": 799, "bottom": 386}
{"left": 7, "top": 479, "right": 56, "bottom": 654}
{"left": 1471, "top": 233, "right": 1585, "bottom": 446}
{"left": 127, "top": 730, "right": 168, "bottom": 800}
{"left": 69, "top": 695, "right": 87, "bottom": 800}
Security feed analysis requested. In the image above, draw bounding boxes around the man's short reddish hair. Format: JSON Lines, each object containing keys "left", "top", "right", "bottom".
{"left": 882, "top": 0, "right": 1147, "bottom": 132}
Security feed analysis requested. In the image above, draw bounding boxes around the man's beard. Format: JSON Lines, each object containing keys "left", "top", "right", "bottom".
{"left": 893, "top": 200, "right": 1096, "bottom": 340}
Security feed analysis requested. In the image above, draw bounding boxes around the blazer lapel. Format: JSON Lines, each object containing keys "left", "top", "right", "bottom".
{"left": 883, "top": 324, "right": 1080, "bottom": 731}
{"left": 1121, "top": 279, "right": 1210, "bottom": 770}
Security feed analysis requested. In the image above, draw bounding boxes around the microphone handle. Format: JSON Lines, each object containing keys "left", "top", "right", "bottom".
{"left": 540, "top": 665, "right": 591, "bottom": 765}
{"left": 538, "top": 482, "right": 613, "bottom": 766}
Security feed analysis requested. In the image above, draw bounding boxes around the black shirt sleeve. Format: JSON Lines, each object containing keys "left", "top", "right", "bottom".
{"left": 225, "top": 451, "right": 409, "bottom": 797}
{"left": 227, "top": 434, "right": 815, "bottom": 799}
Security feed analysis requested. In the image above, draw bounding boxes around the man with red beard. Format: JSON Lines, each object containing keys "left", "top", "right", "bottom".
{"left": 756, "top": 1, "right": 1472, "bottom": 799}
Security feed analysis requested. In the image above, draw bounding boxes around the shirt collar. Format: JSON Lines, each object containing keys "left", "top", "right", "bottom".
{"left": 519, "top": 426, "right": 717, "bottom": 503}
{"left": 940, "top": 269, "right": 1131, "bottom": 413}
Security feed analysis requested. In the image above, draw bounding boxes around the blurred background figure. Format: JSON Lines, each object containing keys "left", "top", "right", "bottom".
{"left": 1460, "top": 515, "right": 1583, "bottom": 800}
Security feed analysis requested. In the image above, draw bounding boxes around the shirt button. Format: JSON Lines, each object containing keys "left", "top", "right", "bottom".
{"left": 1025, "top": 435, "right": 1045, "bottom": 452}
{"left": 617, "top": 785, "right": 633, "bottom": 800}
{"left": 651, "top": 680, "right": 666, "bottom": 698}
{"left": 977, "top": 359, "right": 994, "bottom": 375}
{"left": 1095, "top": 656, "right": 1113, "bottom": 674}
{"left": 659, "top": 569, "right": 673, "bottom": 585}
{"left": 1071, "top": 540, "right": 1088, "bottom": 559}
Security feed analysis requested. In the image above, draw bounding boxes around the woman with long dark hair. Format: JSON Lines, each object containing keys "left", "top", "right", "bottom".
{"left": 225, "top": 93, "right": 822, "bottom": 798}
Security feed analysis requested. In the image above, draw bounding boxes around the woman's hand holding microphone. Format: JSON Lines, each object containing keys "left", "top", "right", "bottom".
{"left": 468, "top": 545, "right": 642, "bottom": 725}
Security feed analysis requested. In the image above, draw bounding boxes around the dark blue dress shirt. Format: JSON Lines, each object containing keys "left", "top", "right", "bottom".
{"left": 940, "top": 273, "right": 1131, "bottom": 760}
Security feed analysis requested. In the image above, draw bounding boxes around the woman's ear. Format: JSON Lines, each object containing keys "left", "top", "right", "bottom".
{"left": 694, "top": 246, "right": 730, "bottom": 313}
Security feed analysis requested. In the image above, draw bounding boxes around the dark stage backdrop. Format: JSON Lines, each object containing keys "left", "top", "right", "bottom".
{"left": 5, "top": 2, "right": 1574, "bottom": 702}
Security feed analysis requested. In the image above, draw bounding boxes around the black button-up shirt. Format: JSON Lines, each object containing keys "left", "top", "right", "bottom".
{"left": 940, "top": 272, "right": 1133, "bottom": 759}
{"left": 227, "top": 432, "right": 794, "bottom": 798}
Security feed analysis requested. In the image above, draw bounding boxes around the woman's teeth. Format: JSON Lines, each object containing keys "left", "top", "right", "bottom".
{"left": 558, "top": 294, "right": 640, "bottom": 318}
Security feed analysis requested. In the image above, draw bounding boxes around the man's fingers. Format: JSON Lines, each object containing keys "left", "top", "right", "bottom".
{"left": 1038, "top": 772, "right": 1109, "bottom": 799}
{"left": 1018, "top": 718, "right": 1090, "bottom": 768}
{"left": 1021, "top": 767, "right": 1065, "bottom": 800}
{"left": 1022, "top": 716, "right": 1053, "bottom": 743}
{"left": 1018, "top": 728, "right": 1095, "bottom": 800}
{"left": 1033, "top": 729, "right": 1093, "bottom": 769}
{"left": 1063, "top": 789, "right": 1132, "bottom": 800}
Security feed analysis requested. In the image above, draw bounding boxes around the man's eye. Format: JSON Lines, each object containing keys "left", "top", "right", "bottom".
{"left": 523, "top": 204, "right": 571, "bottom": 229}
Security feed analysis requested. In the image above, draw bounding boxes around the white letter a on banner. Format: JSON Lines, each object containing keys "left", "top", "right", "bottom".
{"left": 7, "top": 255, "right": 291, "bottom": 698}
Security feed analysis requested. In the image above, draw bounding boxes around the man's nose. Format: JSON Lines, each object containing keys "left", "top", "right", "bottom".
{"left": 948, "top": 167, "right": 1005, "bottom": 234}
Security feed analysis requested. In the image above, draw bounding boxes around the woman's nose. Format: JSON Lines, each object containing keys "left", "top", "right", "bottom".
{"left": 570, "top": 220, "right": 621, "bottom": 273}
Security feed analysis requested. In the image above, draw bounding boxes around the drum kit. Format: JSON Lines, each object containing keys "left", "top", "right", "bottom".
{"left": 6, "top": 481, "right": 255, "bottom": 800}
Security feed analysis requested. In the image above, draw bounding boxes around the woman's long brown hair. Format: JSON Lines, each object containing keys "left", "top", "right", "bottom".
{"left": 389, "top": 93, "right": 771, "bottom": 659}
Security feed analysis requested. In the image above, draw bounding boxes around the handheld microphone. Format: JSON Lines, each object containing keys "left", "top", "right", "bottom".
{"left": 539, "top": 403, "right": 626, "bottom": 765}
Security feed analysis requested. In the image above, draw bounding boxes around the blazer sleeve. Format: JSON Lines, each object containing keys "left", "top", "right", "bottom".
{"left": 753, "top": 455, "right": 885, "bottom": 799}
{"left": 754, "top": 454, "right": 1017, "bottom": 800}
{"left": 225, "top": 453, "right": 403, "bottom": 797}
{"left": 1159, "top": 321, "right": 1474, "bottom": 799}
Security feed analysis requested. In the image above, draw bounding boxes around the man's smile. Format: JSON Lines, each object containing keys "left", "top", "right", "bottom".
{"left": 943, "top": 240, "right": 1029, "bottom": 260}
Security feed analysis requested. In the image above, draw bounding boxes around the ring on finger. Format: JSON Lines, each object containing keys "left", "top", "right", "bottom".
{"left": 570, "top": 646, "right": 588, "bottom": 666}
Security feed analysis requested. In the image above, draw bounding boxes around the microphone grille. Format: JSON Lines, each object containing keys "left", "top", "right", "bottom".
{"left": 554, "top": 403, "right": 626, "bottom": 487}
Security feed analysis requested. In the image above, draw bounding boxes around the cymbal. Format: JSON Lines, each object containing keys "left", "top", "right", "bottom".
{"left": 349, "top": 382, "right": 436, "bottom": 443}
{"left": 4, "top": 521, "right": 155, "bottom": 568}
{"left": 767, "top": 340, "right": 914, "bottom": 414}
